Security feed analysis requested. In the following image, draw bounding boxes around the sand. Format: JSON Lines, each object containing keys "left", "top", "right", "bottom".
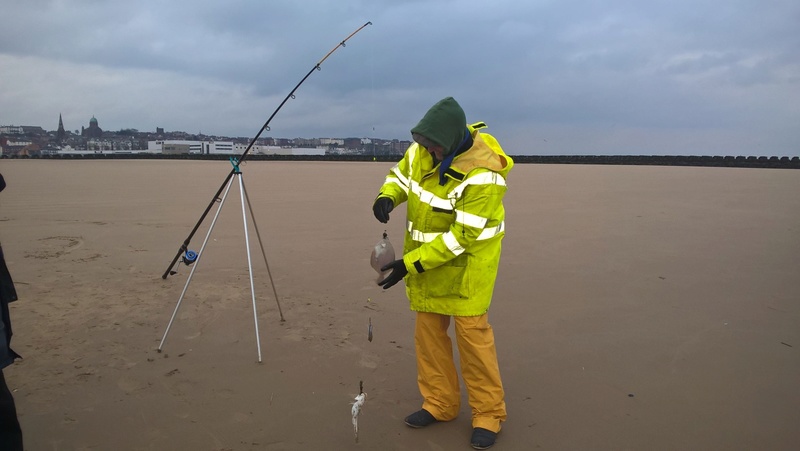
{"left": 0, "top": 159, "right": 798, "bottom": 450}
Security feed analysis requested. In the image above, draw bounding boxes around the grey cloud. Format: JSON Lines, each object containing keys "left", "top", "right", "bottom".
{"left": 1, "top": 0, "right": 798, "bottom": 156}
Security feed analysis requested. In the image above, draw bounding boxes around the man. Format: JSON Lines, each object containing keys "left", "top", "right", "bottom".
{"left": 0, "top": 173, "right": 24, "bottom": 451}
{"left": 372, "top": 97, "right": 513, "bottom": 450}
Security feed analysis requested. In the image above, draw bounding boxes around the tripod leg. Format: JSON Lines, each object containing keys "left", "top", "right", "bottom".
{"left": 238, "top": 174, "right": 263, "bottom": 363}
{"left": 241, "top": 178, "right": 285, "bottom": 321}
{"left": 158, "top": 176, "right": 236, "bottom": 353}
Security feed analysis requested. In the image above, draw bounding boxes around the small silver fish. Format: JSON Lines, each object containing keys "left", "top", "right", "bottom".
{"left": 351, "top": 391, "right": 367, "bottom": 442}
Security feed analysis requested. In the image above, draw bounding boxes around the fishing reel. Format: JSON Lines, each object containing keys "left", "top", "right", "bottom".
{"left": 182, "top": 250, "right": 198, "bottom": 266}
{"left": 168, "top": 249, "right": 198, "bottom": 275}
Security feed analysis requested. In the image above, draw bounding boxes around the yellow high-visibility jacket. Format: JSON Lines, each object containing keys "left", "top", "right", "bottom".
{"left": 376, "top": 123, "right": 514, "bottom": 316}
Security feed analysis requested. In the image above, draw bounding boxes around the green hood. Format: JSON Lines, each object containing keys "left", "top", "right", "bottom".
{"left": 410, "top": 97, "right": 467, "bottom": 156}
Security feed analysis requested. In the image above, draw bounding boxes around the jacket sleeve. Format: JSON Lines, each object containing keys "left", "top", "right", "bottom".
{"left": 374, "top": 145, "right": 413, "bottom": 207}
{"left": 404, "top": 169, "right": 507, "bottom": 274}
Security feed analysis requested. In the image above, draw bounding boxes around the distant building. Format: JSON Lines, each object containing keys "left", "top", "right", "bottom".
{"left": 81, "top": 116, "right": 103, "bottom": 139}
{"left": 0, "top": 126, "right": 23, "bottom": 135}
{"left": 320, "top": 138, "right": 344, "bottom": 146}
{"left": 1, "top": 115, "right": 412, "bottom": 158}
{"left": 343, "top": 137, "right": 362, "bottom": 149}
{"left": 57, "top": 114, "right": 66, "bottom": 143}
{"left": 148, "top": 140, "right": 236, "bottom": 155}
{"left": 291, "top": 147, "right": 326, "bottom": 156}
{"left": 146, "top": 139, "right": 327, "bottom": 156}
{"left": 236, "top": 143, "right": 326, "bottom": 156}
{"left": 22, "top": 126, "right": 46, "bottom": 135}
{"left": 0, "top": 137, "right": 37, "bottom": 156}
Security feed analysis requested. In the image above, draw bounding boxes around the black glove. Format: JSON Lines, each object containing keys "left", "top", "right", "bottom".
{"left": 378, "top": 259, "right": 408, "bottom": 289}
{"left": 372, "top": 197, "right": 394, "bottom": 224}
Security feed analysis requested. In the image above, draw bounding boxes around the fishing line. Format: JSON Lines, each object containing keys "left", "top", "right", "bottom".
{"left": 370, "top": 31, "right": 377, "bottom": 159}
{"left": 162, "top": 21, "right": 372, "bottom": 279}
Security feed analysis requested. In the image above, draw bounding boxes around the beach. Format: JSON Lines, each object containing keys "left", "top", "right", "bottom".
{"left": 1, "top": 159, "right": 799, "bottom": 450}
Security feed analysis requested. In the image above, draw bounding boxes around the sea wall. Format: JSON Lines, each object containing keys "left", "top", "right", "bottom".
{"left": 8, "top": 153, "right": 800, "bottom": 169}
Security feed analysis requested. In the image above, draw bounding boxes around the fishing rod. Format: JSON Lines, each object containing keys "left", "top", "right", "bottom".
{"left": 161, "top": 21, "right": 372, "bottom": 279}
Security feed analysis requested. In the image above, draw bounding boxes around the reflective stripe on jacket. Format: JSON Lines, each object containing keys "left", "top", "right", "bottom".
{"left": 376, "top": 124, "right": 514, "bottom": 316}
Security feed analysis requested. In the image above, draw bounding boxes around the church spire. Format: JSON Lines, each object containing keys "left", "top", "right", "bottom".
{"left": 57, "top": 113, "right": 66, "bottom": 143}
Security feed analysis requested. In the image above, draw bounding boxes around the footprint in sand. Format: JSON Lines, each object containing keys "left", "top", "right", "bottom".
{"left": 74, "top": 253, "right": 104, "bottom": 263}
{"left": 25, "top": 236, "right": 84, "bottom": 259}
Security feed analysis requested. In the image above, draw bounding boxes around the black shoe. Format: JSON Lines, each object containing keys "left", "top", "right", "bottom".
{"left": 404, "top": 409, "right": 438, "bottom": 428}
{"left": 471, "top": 427, "right": 497, "bottom": 450}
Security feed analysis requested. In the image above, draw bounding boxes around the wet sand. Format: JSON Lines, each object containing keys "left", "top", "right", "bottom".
{"left": 1, "top": 159, "right": 798, "bottom": 450}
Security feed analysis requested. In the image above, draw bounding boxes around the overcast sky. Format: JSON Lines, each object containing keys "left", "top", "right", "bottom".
{"left": 1, "top": 0, "right": 798, "bottom": 156}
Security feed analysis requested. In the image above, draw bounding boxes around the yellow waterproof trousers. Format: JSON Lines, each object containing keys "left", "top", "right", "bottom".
{"left": 415, "top": 311, "right": 507, "bottom": 432}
